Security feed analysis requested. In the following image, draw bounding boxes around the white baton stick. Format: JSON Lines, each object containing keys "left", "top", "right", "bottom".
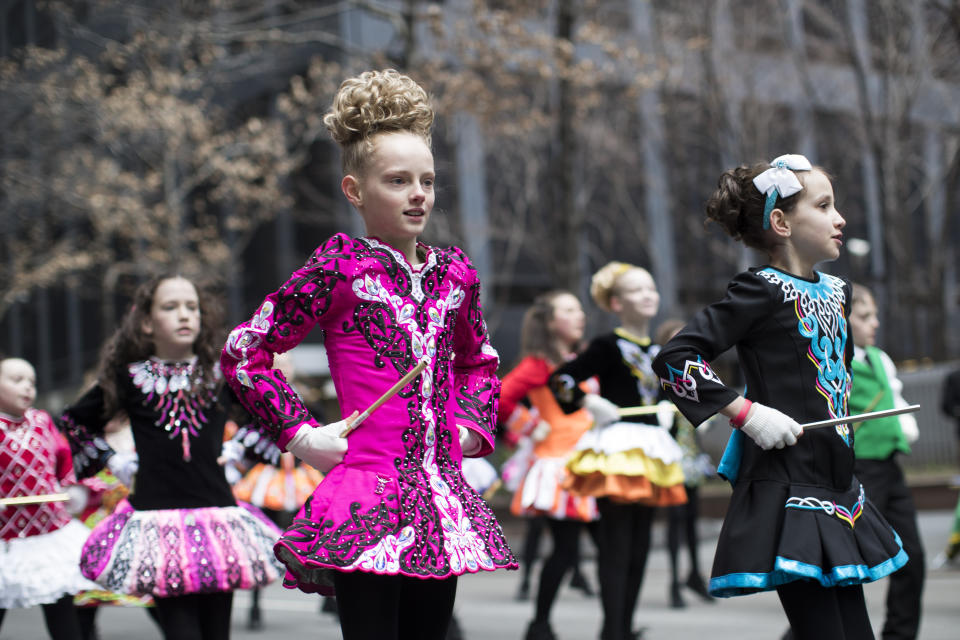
{"left": 618, "top": 405, "right": 680, "bottom": 417}
{"left": 0, "top": 493, "right": 71, "bottom": 507}
{"left": 340, "top": 360, "right": 427, "bottom": 437}
{"left": 801, "top": 405, "right": 921, "bottom": 430}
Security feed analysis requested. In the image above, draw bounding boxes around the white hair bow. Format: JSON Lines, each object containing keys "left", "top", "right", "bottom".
{"left": 752, "top": 154, "right": 813, "bottom": 229}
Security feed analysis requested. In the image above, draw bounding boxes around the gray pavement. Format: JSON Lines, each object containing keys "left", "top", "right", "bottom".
{"left": 3, "top": 510, "right": 958, "bottom": 639}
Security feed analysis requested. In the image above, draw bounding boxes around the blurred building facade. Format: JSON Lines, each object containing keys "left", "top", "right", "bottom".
{"left": 2, "top": 0, "right": 959, "bottom": 418}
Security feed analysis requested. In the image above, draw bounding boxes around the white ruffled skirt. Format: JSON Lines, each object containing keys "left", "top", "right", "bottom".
{"left": 0, "top": 520, "right": 100, "bottom": 608}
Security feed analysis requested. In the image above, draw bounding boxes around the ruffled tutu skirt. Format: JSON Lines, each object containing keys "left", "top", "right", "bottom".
{"left": 511, "top": 456, "right": 598, "bottom": 521}
{"left": 709, "top": 478, "right": 908, "bottom": 597}
{"left": 79, "top": 499, "right": 283, "bottom": 598}
{"left": 563, "top": 421, "right": 687, "bottom": 505}
{"left": 0, "top": 520, "right": 100, "bottom": 608}
{"left": 233, "top": 462, "right": 324, "bottom": 513}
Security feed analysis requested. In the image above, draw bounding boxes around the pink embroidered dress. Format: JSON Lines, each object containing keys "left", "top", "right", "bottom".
{"left": 222, "top": 234, "right": 517, "bottom": 594}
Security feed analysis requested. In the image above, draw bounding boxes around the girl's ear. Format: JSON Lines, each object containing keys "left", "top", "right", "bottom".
{"left": 609, "top": 294, "right": 623, "bottom": 313}
{"left": 141, "top": 317, "right": 154, "bottom": 337}
{"left": 342, "top": 175, "right": 362, "bottom": 208}
{"left": 768, "top": 207, "right": 791, "bottom": 238}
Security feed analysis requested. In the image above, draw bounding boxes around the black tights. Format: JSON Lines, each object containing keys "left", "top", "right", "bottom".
{"left": 533, "top": 518, "right": 586, "bottom": 623}
{"left": 153, "top": 591, "right": 233, "bottom": 640}
{"left": 520, "top": 515, "right": 546, "bottom": 587}
{"left": 666, "top": 484, "right": 703, "bottom": 583}
{"left": 596, "top": 499, "right": 654, "bottom": 640}
{"left": 777, "top": 580, "right": 874, "bottom": 640}
{"left": 0, "top": 594, "right": 81, "bottom": 640}
{"left": 333, "top": 571, "right": 458, "bottom": 640}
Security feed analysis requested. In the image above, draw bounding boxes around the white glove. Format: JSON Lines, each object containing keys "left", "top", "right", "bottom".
{"left": 530, "top": 420, "right": 552, "bottom": 442}
{"left": 656, "top": 400, "right": 677, "bottom": 429}
{"left": 219, "top": 439, "right": 246, "bottom": 467}
{"left": 457, "top": 425, "right": 483, "bottom": 457}
{"left": 106, "top": 451, "right": 139, "bottom": 487}
{"left": 739, "top": 403, "right": 803, "bottom": 450}
{"left": 64, "top": 484, "right": 89, "bottom": 516}
{"left": 899, "top": 415, "right": 919, "bottom": 444}
{"left": 286, "top": 420, "right": 349, "bottom": 473}
{"left": 583, "top": 394, "right": 620, "bottom": 428}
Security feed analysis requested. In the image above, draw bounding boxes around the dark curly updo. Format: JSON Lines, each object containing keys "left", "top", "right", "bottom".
{"left": 704, "top": 163, "right": 812, "bottom": 251}
{"left": 323, "top": 69, "right": 434, "bottom": 176}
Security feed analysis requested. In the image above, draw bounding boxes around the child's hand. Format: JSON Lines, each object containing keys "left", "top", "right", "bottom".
{"left": 106, "top": 451, "right": 139, "bottom": 487}
{"left": 457, "top": 425, "right": 483, "bottom": 456}
{"left": 530, "top": 420, "right": 551, "bottom": 442}
{"left": 583, "top": 394, "right": 619, "bottom": 428}
{"left": 739, "top": 403, "right": 803, "bottom": 450}
{"left": 285, "top": 412, "right": 357, "bottom": 473}
{"left": 218, "top": 439, "right": 245, "bottom": 467}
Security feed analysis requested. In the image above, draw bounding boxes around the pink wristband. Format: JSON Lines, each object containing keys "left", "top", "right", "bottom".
{"left": 730, "top": 399, "right": 753, "bottom": 429}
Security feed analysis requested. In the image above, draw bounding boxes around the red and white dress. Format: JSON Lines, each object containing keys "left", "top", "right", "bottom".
{"left": 0, "top": 409, "right": 97, "bottom": 608}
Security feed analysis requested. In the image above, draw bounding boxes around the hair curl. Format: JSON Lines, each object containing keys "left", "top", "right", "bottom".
{"left": 705, "top": 162, "right": 816, "bottom": 251}
{"left": 95, "top": 274, "right": 223, "bottom": 418}
{"left": 323, "top": 69, "right": 434, "bottom": 175}
{"left": 590, "top": 261, "right": 643, "bottom": 312}
{"left": 520, "top": 290, "right": 582, "bottom": 366}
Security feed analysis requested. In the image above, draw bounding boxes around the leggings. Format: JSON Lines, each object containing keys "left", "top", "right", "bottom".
{"left": 153, "top": 591, "right": 233, "bottom": 640}
{"left": 520, "top": 515, "right": 547, "bottom": 587}
{"left": 334, "top": 571, "right": 458, "bottom": 640}
{"left": 533, "top": 518, "right": 586, "bottom": 623}
{"left": 777, "top": 580, "right": 874, "bottom": 640}
{"left": 0, "top": 594, "right": 82, "bottom": 640}
{"left": 666, "top": 484, "right": 703, "bottom": 582}
{"left": 596, "top": 499, "right": 654, "bottom": 640}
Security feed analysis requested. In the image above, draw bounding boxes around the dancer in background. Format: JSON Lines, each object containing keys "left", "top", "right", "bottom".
{"left": 653, "top": 155, "right": 906, "bottom": 640}
{"left": 60, "top": 275, "right": 283, "bottom": 640}
{"left": 500, "top": 290, "right": 598, "bottom": 640}
{"left": 552, "top": 262, "right": 687, "bottom": 640}
{"left": 654, "top": 319, "right": 715, "bottom": 609}
{"left": 845, "top": 283, "right": 924, "bottom": 640}
{"left": 0, "top": 355, "right": 95, "bottom": 640}
{"left": 221, "top": 69, "right": 516, "bottom": 640}
{"left": 229, "top": 351, "right": 324, "bottom": 631}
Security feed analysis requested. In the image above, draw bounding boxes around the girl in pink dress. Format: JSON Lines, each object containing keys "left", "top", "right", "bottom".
{"left": 221, "top": 69, "right": 516, "bottom": 640}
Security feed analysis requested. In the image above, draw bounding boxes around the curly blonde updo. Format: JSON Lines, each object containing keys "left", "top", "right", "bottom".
{"left": 323, "top": 69, "right": 434, "bottom": 175}
{"left": 590, "top": 261, "right": 638, "bottom": 312}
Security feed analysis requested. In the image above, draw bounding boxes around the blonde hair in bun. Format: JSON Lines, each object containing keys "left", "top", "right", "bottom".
{"left": 590, "top": 261, "right": 637, "bottom": 312}
{"left": 323, "top": 69, "right": 434, "bottom": 175}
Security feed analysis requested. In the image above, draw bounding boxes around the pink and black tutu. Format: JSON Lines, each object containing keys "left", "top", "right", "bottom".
{"left": 79, "top": 499, "right": 283, "bottom": 598}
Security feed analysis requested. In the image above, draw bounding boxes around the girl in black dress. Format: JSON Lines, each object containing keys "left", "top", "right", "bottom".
{"left": 652, "top": 155, "right": 906, "bottom": 640}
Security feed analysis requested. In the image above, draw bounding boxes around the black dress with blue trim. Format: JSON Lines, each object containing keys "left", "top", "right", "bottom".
{"left": 651, "top": 266, "right": 907, "bottom": 597}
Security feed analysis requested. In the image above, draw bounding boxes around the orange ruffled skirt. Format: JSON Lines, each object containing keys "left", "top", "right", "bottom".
{"left": 563, "top": 421, "right": 687, "bottom": 506}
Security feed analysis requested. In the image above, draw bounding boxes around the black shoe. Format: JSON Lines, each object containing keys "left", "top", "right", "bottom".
{"left": 247, "top": 606, "right": 263, "bottom": 631}
{"left": 569, "top": 570, "right": 595, "bottom": 596}
{"left": 515, "top": 580, "right": 531, "bottom": 601}
{"left": 524, "top": 620, "right": 557, "bottom": 640}
{"left": 321, "top": 596, "right": 339, "bottom": 616}
{"left": 669, "top": 581, "right": 686, "bottom": 608}
{"left": 629, "top": 626, "right": 648, "bottom": 640}
{"left": 686, "top": 573, "right": 715, "bottom": 602}
{"left": 446, "top": 615, "right": 465, "bottom": 640}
